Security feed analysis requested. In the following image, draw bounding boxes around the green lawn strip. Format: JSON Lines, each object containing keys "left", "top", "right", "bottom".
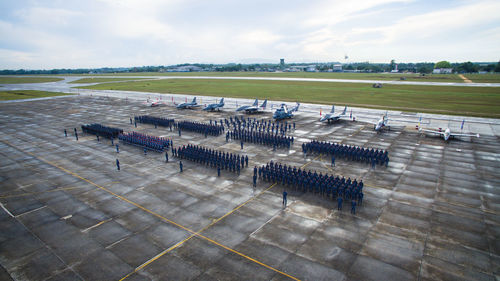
{"left": 70, "top": 72, "right": 464, "bottom": 83}
{"left": 0, "top": 77, "right": 64, "bottom": 84}
{"left": 0, "top": 90, "right": 71, "bottom": 100}
{"left": 69, "top": 77, "right": 154, "bottom": 84}
{"left": 463, "top": 74, "right": 500, "bottom": 83}
{"left": 79, "top": 78, "right": 500, "bottom": 118}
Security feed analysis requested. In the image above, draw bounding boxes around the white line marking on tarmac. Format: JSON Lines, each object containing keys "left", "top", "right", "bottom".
{"left": 0, "top": 202, "right": 14, "bottom": 217}
{"left": 16, "top": 205, "right": 47, "bottom": 217}
{"left": 106, "top": 236, "right": 129, "bottom": 249}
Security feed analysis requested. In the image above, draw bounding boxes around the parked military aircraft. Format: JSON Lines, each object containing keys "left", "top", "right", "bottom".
{"left": 236, "top": 99, "right": 267, "bottom": 113}
{"left": 367, "top": 112, "right": 390, "bottom": 131}
{"left": 419, "top": 127, "right": 480, "bottom": 141}
{"left": 143, "top": 98, "right": 165, "bottom": 107}
{"left": 176, "top": 97, "right": 201, "bottom": 109}
{"left": 203, "top": 98, "right": 224, "bottom": 111}
{"left": 320, "top": 105, "right": 350, "bottom": 122}
{"left": 273, "top": 103, "right": 300, "bottom": 120}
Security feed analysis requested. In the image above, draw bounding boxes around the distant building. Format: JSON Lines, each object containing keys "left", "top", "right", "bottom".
{"left": 305, "top": 65, "right": 317, "bottom": 72}
{"left": 391, "top": 64, "right": 399, "bottom": 73}
{"left": 280, "top": 59, "right": 285, "bottom": 66}
{"left": 168, "top": 66, "right": 202, "bottom": 72}
{"left": 433, "top": 68, "right": 453, "bottom": 74}
{"left": 333, "top": 64, "right": 342, "bottom": 72}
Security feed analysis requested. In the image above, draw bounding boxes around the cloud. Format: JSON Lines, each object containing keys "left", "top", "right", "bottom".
{"left": 0, "top": 0, "right": 498, "bottom": 69}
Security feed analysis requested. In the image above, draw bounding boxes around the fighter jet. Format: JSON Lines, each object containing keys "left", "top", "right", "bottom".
{"left": 236, "top": 99, "right": 267, "bottom": 113}
{"left": 419, "top": 127, "right": 479, "bottom": 141}
{"left": 176, "top": 97, "right": 201, "bottom": 109}
{"left": 273, "top": 103, "right": 300, "bottom": 120}
{"left": 203, "top": 98, "right": 224, "bottom": 111}
{"left": 367, "top": 112, "right": 390, "bottom": 131}
{"left": 143, "top": 98, "right": 165, "bottom": 107}
{"left": 320, "top": 105, "right": 349, "bottom": 123}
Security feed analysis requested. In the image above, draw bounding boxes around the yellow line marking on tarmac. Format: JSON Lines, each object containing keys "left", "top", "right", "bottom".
{"left": 82, "top": 218, "right": 112, "bottom": 233}
{"left": 0, "top": 140, "right": 300, "bottom": 281}
{"left": 0, "top": 186, "right": 85, "bottom": 199}
{"left": 121, "top": 156, "right": 320, "bottom": 280}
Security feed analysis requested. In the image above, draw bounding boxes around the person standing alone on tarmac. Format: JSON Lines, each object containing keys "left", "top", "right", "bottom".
{"left": 282, "top": 190, "right": 288, "bottom": 207}
{"left": 116, "top": 159, "right": 120, "bottom": 171}
{"left": 179, "top": 161, "right": 183, "bottom": 172}
{"left": 337, "top": 196, "right": 343, "bottom": 211}
{"left": 351, "top": 199, "right": 357, "bottom": 214}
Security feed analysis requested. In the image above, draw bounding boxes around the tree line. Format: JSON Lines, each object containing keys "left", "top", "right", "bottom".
{"left": 1, "top": 61, "right": 499, "bottom": 75}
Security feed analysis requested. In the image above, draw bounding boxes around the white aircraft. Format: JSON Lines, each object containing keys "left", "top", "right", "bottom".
{"left": 236, "top": 99, "right": 267, "bottom": 113}
{"left": 419, "top": 127, "right": 479, "bottom": 141}
{"left": 143, "top": 98, "right": 165, "bottom": 107}
{"left": 367, "top": 112, "right": 390, "bottom": 131}
{"left": 320, "top": 105, "right": 350, "bottom": 122}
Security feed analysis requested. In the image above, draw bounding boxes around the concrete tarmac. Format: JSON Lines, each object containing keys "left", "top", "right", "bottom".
{"left": 0, "top": 94, "right": 499, "bottom": 280}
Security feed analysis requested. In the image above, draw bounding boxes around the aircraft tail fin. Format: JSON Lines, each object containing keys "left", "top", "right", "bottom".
{"left": 261, "top": 99, "right": 267, "bottom": 109}
{"left": 252, "top": 99, "right": 258, "bottom": 106}
{"left": 219, "top": 98, "right": 224, "bottom": 105}
{"left": 342, "top": 105, "right": 347, "bottom": 115}
{"left": 330, "top": 105, "right": 335, "bottom": 113}
{"left": 192, "top": 97, "right": 197, "bottom": 103}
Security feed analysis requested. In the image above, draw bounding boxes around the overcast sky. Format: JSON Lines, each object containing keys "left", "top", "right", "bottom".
{"left": 1, "top": 0, "right": 499, "bottom": 69}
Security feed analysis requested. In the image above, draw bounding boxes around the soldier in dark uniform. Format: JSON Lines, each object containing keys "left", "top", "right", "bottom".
{"left": 351, "top": 199, "right": 357, "bottom": 214}
{"left": 116, "top": 159, "right": 120, "bottom": 170}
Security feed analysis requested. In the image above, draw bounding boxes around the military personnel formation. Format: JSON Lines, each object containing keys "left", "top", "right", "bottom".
{"left": 258, "top": 161, "right": 364, "bottom": 212}
{"left": 134, "top": 115, "right": 175, "bottom": 128}
{"left": 303, "top": 140, "right": 389, "bottom": 167}
{"left": 174, "top": 144, "right": 248, "bottom": 174}
{"left": 75, "top": 106, "right": 381, "bottom": 214}
{"left": 174, "top": 120, "right": 224, "bottom": 136}
{"left": 81, "top": 123, "right": 123, "bottom": 139}
{"left": 226, "top": 116, "right": 294, "bottom": 135}
{"left": 118, "top": 131, "right": 171, "bottom": 152}
{"left": 227, "top": 129, "right": 293, "bottom": 149}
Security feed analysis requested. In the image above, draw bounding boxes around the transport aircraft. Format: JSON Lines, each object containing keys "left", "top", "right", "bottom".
{"left": 236, "top": 99, "right": 267, "bottom": 113}
{"left": 176, "top": 97, "right": 201, "bottom": 109}
{"left": 419, "top": 127, "right": 480, "bottom": 141}
{"left": 203, "top": 98, "right": 225, "bottom": 111}
{"left": 320, "top": 105, "right": 350, "bottom": 122}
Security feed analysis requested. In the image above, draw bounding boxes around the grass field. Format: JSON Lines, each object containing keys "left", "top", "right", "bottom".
{"left": 0, "top": 90, "right": 71, "bottom": 100}
{"left": 79, "top": 78, "right": 500, "bottom": 118}
{"left": 69, "top": 77, "right": 154, "bottom": 84}
{"left": 68, "top": 72, "right": 468, "bottom": 83}
{"left": 463, "top": 73, "right": 500, "bottom": 83}
{"left": 0, "top": 77, "right": 64, "bottom": 84}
